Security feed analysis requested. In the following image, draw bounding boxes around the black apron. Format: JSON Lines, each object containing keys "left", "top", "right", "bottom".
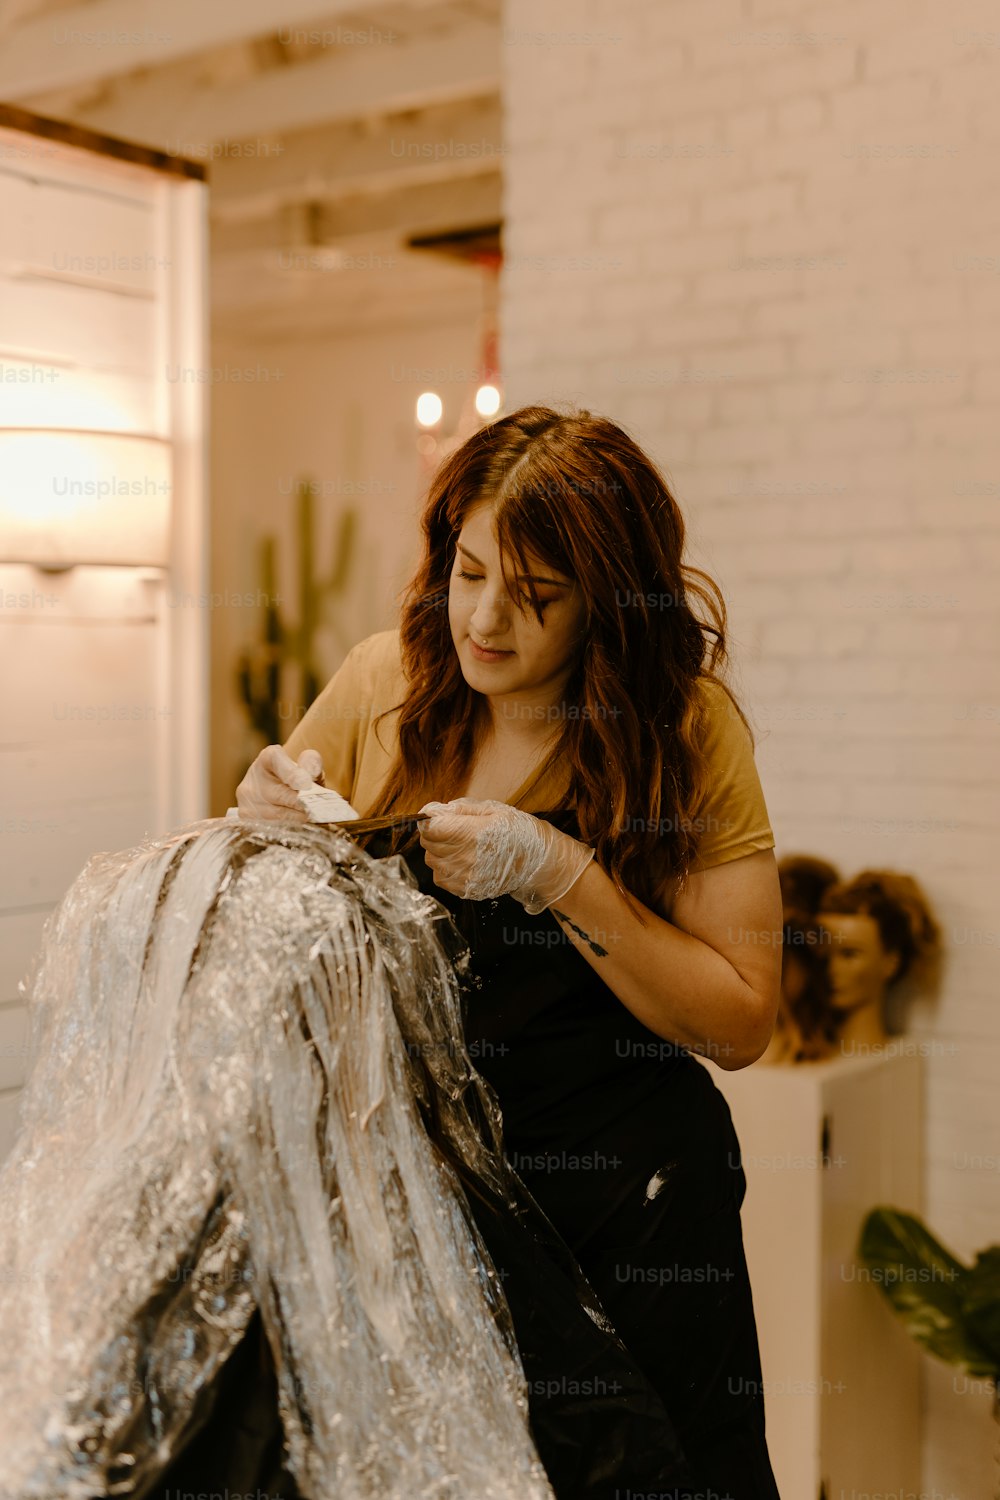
{"left": 389, "top": 811, "right": 782, "bottom": 1500}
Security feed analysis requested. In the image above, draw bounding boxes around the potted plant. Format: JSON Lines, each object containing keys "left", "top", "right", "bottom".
{"left": 859, "top": 1208, "right": 1000, "bottom": 1483}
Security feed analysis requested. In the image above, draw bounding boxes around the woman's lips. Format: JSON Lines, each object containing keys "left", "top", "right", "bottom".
{"left": 468, "top": 637, "right": 514, "bottom": 663}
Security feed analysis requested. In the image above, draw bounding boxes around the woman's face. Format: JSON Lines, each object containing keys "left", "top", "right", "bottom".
{"left": 817, "top": 913, "right": 899, "bottom": 1011}
{"left": 447, "top": 502, "right": 587, "bottom": 717}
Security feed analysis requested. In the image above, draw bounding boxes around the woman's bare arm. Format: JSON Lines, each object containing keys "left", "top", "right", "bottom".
{"left": 547, "top": 848, "right": 782, "bottom": 1070}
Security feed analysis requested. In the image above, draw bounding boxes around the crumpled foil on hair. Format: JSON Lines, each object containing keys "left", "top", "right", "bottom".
{"left": 0, "top": 817, "right": 556, "bottom": 1499}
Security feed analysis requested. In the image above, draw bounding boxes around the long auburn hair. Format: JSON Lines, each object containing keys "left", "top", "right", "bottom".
{"left": 366, "top": 403, "right": 752, "bottom": 920}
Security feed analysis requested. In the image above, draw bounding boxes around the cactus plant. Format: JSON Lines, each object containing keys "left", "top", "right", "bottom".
{"left": 237, "top": 475, "right": 357, "bottom": 757}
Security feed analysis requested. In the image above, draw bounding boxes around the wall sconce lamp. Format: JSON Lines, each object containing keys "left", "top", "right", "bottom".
{"left": 0, "top": 428, "right": 171, "bottom": 570}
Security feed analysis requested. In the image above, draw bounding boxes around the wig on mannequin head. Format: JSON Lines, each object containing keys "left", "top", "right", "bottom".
{"left": 777, "top": 854, "right": 841, "bottom": 918}
{"left": 818, "top": 868, "right": 942, "bottom": 1035}
{"left": 766, "top": 854, "right": 842, "bottom": 1061}
{"left": 776, "top": 911, "right": 838, "bottom": 1060}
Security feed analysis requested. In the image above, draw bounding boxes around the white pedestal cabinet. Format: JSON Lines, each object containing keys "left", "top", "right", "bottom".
{"left": 703, "top": 1050, "right": 924, "bottom": 1500}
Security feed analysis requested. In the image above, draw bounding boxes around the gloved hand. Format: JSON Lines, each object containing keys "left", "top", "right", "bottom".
{"left": 235, "top": 745, "right": 335, "bottom": 823}
{"left": 417, "top": 798, "right": 595, "bottom": 915}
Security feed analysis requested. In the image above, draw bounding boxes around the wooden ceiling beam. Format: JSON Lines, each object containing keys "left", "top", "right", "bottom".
{"left": 32, "top": 21, "right": 500, "bottom": 157}
{"left": 0, "top": 0, "right": 398, "bottom": 99}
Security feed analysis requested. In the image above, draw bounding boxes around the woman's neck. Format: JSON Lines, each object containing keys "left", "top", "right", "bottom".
{"left": 481, "top": 690, "right": 567, "bottom": 747}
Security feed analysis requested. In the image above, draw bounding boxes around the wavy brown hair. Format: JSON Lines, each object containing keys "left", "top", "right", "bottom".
{"left": 366, "top": 403, "right": 753, "bottom": 920}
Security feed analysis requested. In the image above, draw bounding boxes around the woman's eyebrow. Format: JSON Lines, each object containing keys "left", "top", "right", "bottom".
{"left": 456, "top": 542, "right": 570, "bottom": 587}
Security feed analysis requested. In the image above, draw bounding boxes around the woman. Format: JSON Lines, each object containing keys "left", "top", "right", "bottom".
{"left": 239, "top": 404, "right": 784, "bottom": 1497}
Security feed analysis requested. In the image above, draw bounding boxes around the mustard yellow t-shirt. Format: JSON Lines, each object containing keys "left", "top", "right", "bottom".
{"left": 281, "top": 629, "right": 774, "bottom": 874}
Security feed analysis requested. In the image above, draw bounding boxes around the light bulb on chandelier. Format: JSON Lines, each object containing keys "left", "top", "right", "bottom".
{"left": 414, "top": 259, "right": 503, "bottom": 473}
{"left": 475, "top": 384, "right": 501, "bottom": 417}
{"left": 415, "top": 391, "right": 443, "bottom": 428}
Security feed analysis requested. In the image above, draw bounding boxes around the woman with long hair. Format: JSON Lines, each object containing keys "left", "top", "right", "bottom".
{"left": 239, "top": 403, "right": 784, "bottom": 1497}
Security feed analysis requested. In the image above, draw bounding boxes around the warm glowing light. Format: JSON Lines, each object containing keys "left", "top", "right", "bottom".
{"left": 416, "top": 392, "right": 443, "bottom": 427}
{"left": 0, "top": 360, "right": 142, "bottom": 431}
{"left": 0, "top": 431, "right": 171, "bottom": 565}
{"left": 474, "top": 384, "right": 501, "bottom": 417}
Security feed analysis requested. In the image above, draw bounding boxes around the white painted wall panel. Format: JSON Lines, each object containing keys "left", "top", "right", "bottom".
{"left": 0, "top": 272, "right": 159, "bottom": 375}
{"left": 0, "top": 116, "right": 206, "bottom": 1165}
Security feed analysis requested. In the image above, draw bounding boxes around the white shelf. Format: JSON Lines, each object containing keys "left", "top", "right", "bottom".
{"left": 703, "top": 1050, "right": 923, "bottom": 1498}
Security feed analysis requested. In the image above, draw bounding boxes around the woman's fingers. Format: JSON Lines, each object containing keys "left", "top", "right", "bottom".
{"left": 259, "top": 747, "right": 313, "bottom": 813}
{"left": 264, "top": 744, "right": 315, "bottom": 790}
{"left": 418, "top": 805, "right": 501, "bottom": 885}
{"left": 418, "top": 820, "right": 465, "bottom": 854}
{"left": 235, "top": 744, "right": 326, "bottom": 821}
{"left": 296, "top": 748, "right": 326, "bottom": 786}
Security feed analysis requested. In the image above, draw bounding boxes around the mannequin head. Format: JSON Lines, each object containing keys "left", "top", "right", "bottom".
{"left": 765, "top": 857, "right": 940, "bottom": 1064}
{"left": 778, "top": 855, "right": 840, "bottom": 918}
{"left": 817, "top": 870, "right": 941, "bottom": 1050}
{"left": 774, "top": 911, "right": 838, "bottom": 1061}
{"left": 818, "top": 912, "right": 903, "bottom": 1019}
{"left": 759, "top": 855, "right": 841, "bottom": 1064}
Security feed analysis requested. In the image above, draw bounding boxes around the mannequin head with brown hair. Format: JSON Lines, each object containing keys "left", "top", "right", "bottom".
{"left": 760, "top": 854, "right": 841, "bottom": 1063}
{"left": 778, "top": 854, "right": 840, "bottom": 918}
{"left": 817, "top": 869, "right": 941, "bottom": 1053}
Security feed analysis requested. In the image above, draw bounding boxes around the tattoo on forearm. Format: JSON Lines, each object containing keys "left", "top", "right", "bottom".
{"left": 551, "top": 908, "right": 609, "bottom": 957}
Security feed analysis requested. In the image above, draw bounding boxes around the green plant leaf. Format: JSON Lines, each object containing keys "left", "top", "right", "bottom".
{"left": 328, "top": 507, "right": 357, "bottom": 594}
{"left": 858, "top": 1208, "right": 999, "bottom": 1380}
{"left": 961, "top": 1246, "right": 1000, "bottom": 1369}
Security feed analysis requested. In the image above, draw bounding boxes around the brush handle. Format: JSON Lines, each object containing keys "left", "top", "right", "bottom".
{"left": 328, "top": 811, "right": 430, "bottom": 835}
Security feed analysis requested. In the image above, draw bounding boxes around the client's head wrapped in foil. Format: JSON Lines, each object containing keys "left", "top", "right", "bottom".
{"left": 0, "top": 817, "right": 557, "bottom": 1498}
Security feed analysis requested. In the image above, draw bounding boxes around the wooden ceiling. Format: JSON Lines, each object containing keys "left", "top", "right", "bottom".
{"left": 0, "top": 0, "right": 503, "bottom": 335}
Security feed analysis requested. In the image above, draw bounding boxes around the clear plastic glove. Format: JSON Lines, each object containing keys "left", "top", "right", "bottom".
{"left": 417, "top": 798, "right": 595, "bottom": 915}
{"left": 234, "top": 745, "right": 343, "bottom": 823}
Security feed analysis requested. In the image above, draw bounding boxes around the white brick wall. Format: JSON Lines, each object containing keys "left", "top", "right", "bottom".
{"left": 501, "top": 3, "right": 1000, "bottom": 1493}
